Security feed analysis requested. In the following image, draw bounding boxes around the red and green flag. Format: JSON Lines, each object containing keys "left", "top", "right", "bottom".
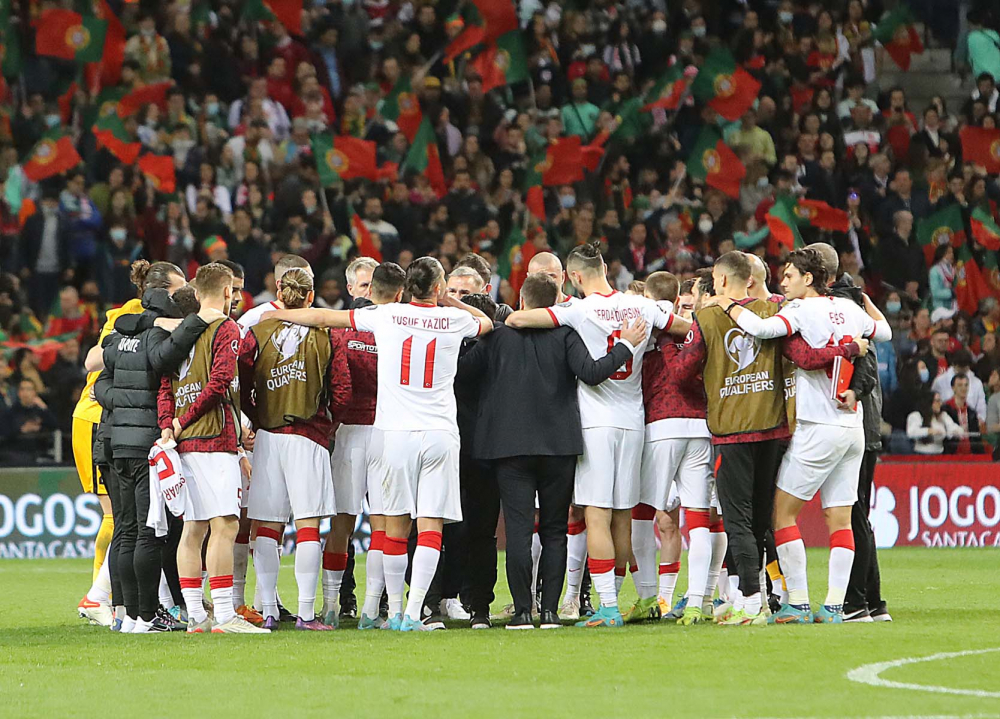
{"left": 917, "top": 204, "right": 966, "bottom": 264}
{"left": 642, "top": 65, "right": 686, "bottom": 112}
{"left": 82, "top": 86, "right": 126, "bottom": 130}
{"left": 401, "top": 118, "right": 446, "bottom": 197}
{"left": 34, "top": 9, "right": 106, "bottom": 63}
{"left": 497, "top": 223, "right": 535, "bottom": 297}
{"left": 381, "top": 75, "right": 423, "bottom": 143}
{"left": 959, "top": 126, "right": 1000, "bottom": 175}
{"left": 346, "top": 202, "right": 381, "bottom": 262}
{"left": 242, "top": 0, "right": 302, "bottom": 35}
{"left": 93, "top": 113, "right": 140, "bottom": 164}
{"left": 0, "top": 332, "right": 79, "bottom": 371}
{"left": 118, "top": 81, "right": 171, "bottom": 117}
{"left": 80, "top": 0, "right": 125, "bottom": 89}
{"left": 691, "top": 48, "right": 761, "bottom": 121}
{"left": 795, "top": 199, "right": 850, "bottom": 232}
{"left": 528, "top": 136, "right": 585, "bottom": 187}
{"left": 873, "top": 4, "right": 923, "bottom": 71}
{"left": 954, "top": 245, "right": 991, "bottom": 315}
{"left": 313, "top": 134, "right": 379, "bottom": 184}
{"left": 470, "top": 31, "right": 529, "bottom": 92}
{"left": 23, "top": 130, "right": 82, "bottom": 181}
{"left": 443, "top": 0, "right": 517, "bottom": 63}
{"left": 971, "top": 207, "right": 1000, "bottom": 251}
{"left": 686, "top": 126, "right": 745, "bottom": 199}
{"left": 766, "top": 194, "right": 805, "bottom": 255}
{"left": 137, "top": 154, "right": 176, "bottom": 193}
{"left": 610, "top": 97, "right": 652, "bottom": 142}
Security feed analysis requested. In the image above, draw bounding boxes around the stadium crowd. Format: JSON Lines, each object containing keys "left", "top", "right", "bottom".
{"left": 2, "top": 0, "right": 1000, "bottom": 464}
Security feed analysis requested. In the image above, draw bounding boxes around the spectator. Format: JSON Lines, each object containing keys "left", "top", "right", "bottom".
{"left": 60, "top": 172, "right": 104, "bottom": 284}
{"left": 562, "top": 78, "right": 600, "bottom": 139}
{"left": 964, "top": 10, "right": 1000, "bottom": 83}
{"left": 42, "top": 339, "right": 85, "bottom": 433}
{"left": 906, "top": 392, "right": 962, "bottom": 455}
{"left": 19, "top": 187, "right": 71, "bottom": 320}
{"left": 877, "top": 210, "right": 926, "bottom": 302}
{"left": 729, "top": 108, "right": 777, "bottom": 166}
{"left": 932, "top": 350, "right": 988, "bottom": 423}
{"left": 985, "top": 369, "right": 1000, "bottom": 459}
{"left": 928, "top": 244, "right": 957, "bottom": 314}
{"left": 125, "top": 11, "right": 172, "bottom": 83}
{"left": 362, "top": 197, "right": 401, "bottom": 262}
{"left": 0, "top": 379, "right": 58, "bottom": 463}
{"left": 44, "top": 286, "right": 96, "bottom": 340}
{"left": 943, "top": 374, "right": 987, "bottom": 454}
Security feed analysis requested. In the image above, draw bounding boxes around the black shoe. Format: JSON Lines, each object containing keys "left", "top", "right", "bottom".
{"left": 539, "top": 610, "right": 561, "bottom": 629}
{"left": 379, "top": 590, "right": 389, "bottom": 619}
{"left": 277, "top": 603, "right": 297, "bottom": 622}
{"left": 470, "top": 611, "right": 491, "bottom": 629}
{"left": 580, "top": 592, "right": 595, "bottom": 617}
{"left": 339, "top": 594, "right": 358, "bottom": 621}
{"left": 869, "top": 605, "right": 893, "bottom": 622}
{"left": 843, "top": 607, "right": 873, "bottom": 623}
{"left": 505, "top": 610, "right": 534, "bottom": 630}
{"left": 768, "top": 594, "right": 782, "bottom": 616}
{"left": 155, "top": 606, "right": 186, "bottom": 631}
{"left": 147, "top": 614, "right": 173, "bottom": 632}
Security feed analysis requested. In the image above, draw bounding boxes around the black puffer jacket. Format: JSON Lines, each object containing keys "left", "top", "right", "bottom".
{"left": 830, "top": 275, "right": 883, "bottom": 451}
{"left": 95, "top": 289, "right": 210, "bottom": 459}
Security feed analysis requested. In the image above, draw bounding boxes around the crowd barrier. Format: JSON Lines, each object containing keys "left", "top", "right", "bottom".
{"left": 1, "top": 459, "right": 997, "bottom": 558}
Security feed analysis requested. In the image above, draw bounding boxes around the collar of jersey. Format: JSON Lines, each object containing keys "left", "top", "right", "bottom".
{"left": 591, "top": 290, "right": 618, "bottom": 298}
{"left": 409, "top": 301, "right": 436, "bottom": 308}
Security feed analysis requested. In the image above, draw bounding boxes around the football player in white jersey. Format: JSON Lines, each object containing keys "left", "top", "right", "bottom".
{"left": 715, "top": 247, "right": 890, "bottom": 624}
{"left": 234, "top": 254, "right": 313, "bottom": 621}
{"left": 506, "top": 242, "right": 690, "bottom": 627}
{"left": 264, "top": 257, "right": 493, "bottom": 631}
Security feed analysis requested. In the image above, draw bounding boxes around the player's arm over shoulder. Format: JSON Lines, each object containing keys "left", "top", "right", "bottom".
{"left": 264, "top": 307, "right": 355, "bottom": 329}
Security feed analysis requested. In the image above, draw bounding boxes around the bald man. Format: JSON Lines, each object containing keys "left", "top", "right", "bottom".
{"left": 745, "top": 253, "right": 782, "bottom": 303}
{"left": 528, "top": 253, "right": 571, "bottom": 303}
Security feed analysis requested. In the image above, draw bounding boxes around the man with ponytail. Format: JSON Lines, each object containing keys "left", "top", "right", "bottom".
{"left": 73, "top": 260, "right": 149, "bottom": 626}
{"left": 239, "top": 267, "right": 353, "bottom": 631}
{"left": 263, "top": 257, "right": 494, "bottom": 632}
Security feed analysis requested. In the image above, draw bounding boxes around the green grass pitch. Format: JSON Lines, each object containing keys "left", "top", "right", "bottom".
{"left": 1, "top": 548, "right": 999, "bottom": 719}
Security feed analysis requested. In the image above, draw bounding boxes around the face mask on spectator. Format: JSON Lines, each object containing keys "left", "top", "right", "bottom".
{"left": 698, "top": 218, "right": 713, "bottom": 234}
{"left": 141, "top": 27, "right": 155, "bottom": 38}
{"left": 560, "top": 194, "right": 576, "bottom": 209}
{"left": 757, "top": 176, "right": 769, "bottom": 187}
{"left": 886, "top": 300, "right": 901, "bottom": 314}
{"left": 580, "top": 43, "right": 596, "bottom": 56}
{"left": 692, "top": 26, "right": 706, "bottom": 38}
{"left": 370, "top": 40, "right": 384, "bottom": 51}
{"left": 206, "top": 102, "right": 220, "bottom": 116}
{"left": 652, "top": 20, "right": 667, "bottom": 33}
{"left": 918, "top": 367, "right": 930, "bottom": 383}
{"left": 110, "top": 228, "right": 127, "bottom": 243}
{"left": 779, "top": 11, "right": 793, "bottom": 23}
{"left": 45, "top": 114, "right": 60, "bottom": 128}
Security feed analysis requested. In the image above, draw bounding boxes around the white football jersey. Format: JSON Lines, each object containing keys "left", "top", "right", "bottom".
{"left": 237, "top": 300, "right": 281, "bottom": 338}
{"left": 549, "top": 291, "right": 674, "bottom": 430}
{"left": 351, "top": 302, "right": 482, "bottom": 432}
{"left": 777, "top": 296, "right": 877, "bottom": 427}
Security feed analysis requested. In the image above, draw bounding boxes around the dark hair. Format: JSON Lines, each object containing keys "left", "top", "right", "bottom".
{"left": 130, "top": 260, "right": 184, "bottom": 293}
{"left": 951, "top": 372, "right": 970, "bottom": 388}
{"left": 461, "top": 293, "right": 497, "bottom": 321}
{"left": 218, "top": 259, "right": 245, "bottom": 279}
{"left": 932, "top": 243, "right": 953, "bottom": 265}
{"left": 786, "top": 248, "right": 829, "bottom": 291}
{"left": 949, "top": 349, "right": 973, "bottom": 368}
{"left": 171, "top": 285, "right": 200, "bottom": 316}
{"left": 371, "top": 262, "right": 406, "bottom": 300}
{"left": 404, "top": 257, "right": 444, "bottom": 300}
{"left": 679, "top": 278, "right": 696, "bottom": 295}
{"left": 715, "top": 251, "right": 752, "bottom": 284}
{"left": 644, "top": 271, "right": 679, "bottom": 303}
{"left": 917, "top": 391, "right": 940, "bottom": 427}
{"left": 520, "top": 273, "right": 559, "bottom": 309}
{"left": 454, "top": 253, "right": 491, "bottom": 287}
{"left": 565, "top": 240, "right": 605, "bottom": 274}
{"left": 695, "top": 268, "right": 714, "bottom": 297}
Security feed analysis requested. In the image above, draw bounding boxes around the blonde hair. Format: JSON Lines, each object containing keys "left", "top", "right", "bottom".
{"left": 278, "top": 268, "right": 314, "bottom": 309}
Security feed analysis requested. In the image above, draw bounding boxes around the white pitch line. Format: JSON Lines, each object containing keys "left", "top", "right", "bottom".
{"left": 846, "top": 647, "right": 1000, "bottom": 699}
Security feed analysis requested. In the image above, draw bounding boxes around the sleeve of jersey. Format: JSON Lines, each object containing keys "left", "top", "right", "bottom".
{"left": 157, "top": 375, "right": 175, "bottom": 430}
{"left": 327, "top": 331, "right": 353, "bottom": 420}
{"left": 648, "top": 301, "right": 673, "bottom": 330}
{"left": 667, "top": 321, "right": 706, "bottom": 383}
{"left": 178, "top": 322, "right": 238, "bottom": 430}
{"left": 547, "top": 301, "right": 579, "bottom": 328}
{"left": 735, "top": 305, "right": 794, "bottom": 339}
{"left": 869, "top": 318, "right": 892, "bottom": 342}
{"left": 351, "top": 305, "right": 378, "bottom": 333}
{"left": 782, "top": 334, "right": 859, "bottom": 370}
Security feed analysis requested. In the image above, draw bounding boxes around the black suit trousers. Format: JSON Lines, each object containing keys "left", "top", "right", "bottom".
{"left": 496, "top": 455, "right": 576, "bottom": 615}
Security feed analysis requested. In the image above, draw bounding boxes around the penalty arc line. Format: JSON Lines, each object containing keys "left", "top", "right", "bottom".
{"left": 846, "top": 647, "right": 1000, "bottom": 699}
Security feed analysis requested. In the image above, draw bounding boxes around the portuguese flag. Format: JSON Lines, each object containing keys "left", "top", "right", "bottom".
{"left": 93, "top": 113, "right": 140, "bottom": 164}
{"left": 34, "top": 9, "right": 106, "bottom": 63}
{"left": 137, "top": 154, "right": 176, "bottom": 193}
{"left": 959, "top": 126, "right": 1000, "bottom": 175}
{"left": 917, "top": 204, "right": 966, "bottom": 264}
{"left": 497, "top": 223, "right": 535, "bottom": 297}
{"left": 82, "top": 86, "right": 126, "bottom": 130}
{"left": 795, "top": 199, "right": 850, "bottom": 232}
{"left": 471, "top": 31, "right": 529, "bottom": 92}
{"left": 971, "top": 207, "right": 1000, "bottom": 251}
{"left": 610, "top": 97, "right": 653, "bottom": 142}
{"left": 242, "top": 0, "right": 302, "bottom": 35}
{"left": 530, "top": 136, "right": 585, "bottom": 187}
{"left": 0, "top": 332, "right": 79, "bottom": 371}
{"left": 443, "top": 0, "right": 518, "bottom": 64}
{"left": 873, "top": 4, "right": 923, "bottom": 71}
{"left": 642, "top": 65, "right": 686, "bottom": 112}
{"left": 313, "top": 134, "right": 378, "bottom": 184}
{"left": 401, "top": 118, "right": 446, "bottom": 197}
{"left": 117, "top": 81, "right": 171, "bottom": 117}
{"left": 686, "top": 126, "right": 744, "bottom": 199}
{"left": 381, "top": 75, "right": 423, "bottom": 143}
{"left": 23, "top": 130, "right": 81, "bottom": 181}
{"left": 81, "top": 0, "right": 125, "bottom": 89}
{"left": 691, "top": 48, "right": 760, "bottom": 121}
{"left": 954, "top": 245, "right": 991, "bottom": 315}
{"left": 766, "top": 194, "right": 805, "bottom": 255}
{"left": 347, "top": 202, "right": 381, "bottom": 262}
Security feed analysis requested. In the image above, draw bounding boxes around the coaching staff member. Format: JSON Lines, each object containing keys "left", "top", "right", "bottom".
{"left": 459, "top": 274, "right": 646, "bottom": 629}
{"left": 95, "top": 261, "right": 219, "bottom": 632}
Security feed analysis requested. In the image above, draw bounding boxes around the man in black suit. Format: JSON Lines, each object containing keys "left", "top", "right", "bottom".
{"left": 19, "top": 186, "right": 72, "bottom": 320}
{"left": 458, "top": 274, "right": 646, "bottom": 629}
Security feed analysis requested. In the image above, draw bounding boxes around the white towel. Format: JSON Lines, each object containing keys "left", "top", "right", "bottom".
{"left": 147, "top": 440, "right": 187, "bottom": 537}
